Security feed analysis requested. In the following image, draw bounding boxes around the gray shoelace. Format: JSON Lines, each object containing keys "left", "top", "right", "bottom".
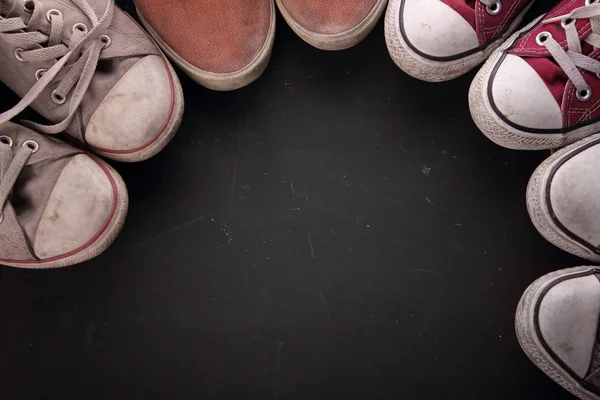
{"left": 538, "top": 3, "right": 600, "bottom": 101}
{"left": 0, "top": 136, "right": 36, "bottom": 221}
{"left": 0, "top": 0, "right": 114, "bottom": 132}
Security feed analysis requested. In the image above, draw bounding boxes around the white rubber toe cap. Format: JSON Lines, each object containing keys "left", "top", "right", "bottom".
{"left": 86, "top": 55, "right": 173, "bottom": 151}
{"left": 538, "top": 274, "right": 600, "bottom": 378}
{"left": 549, "top": 144, "right": 600, "bottom": 247}
{"left": 490, "top": 54, "right": 562, "bottom": 129}
{"left": 33, "top": 155, "right": 115, "bottom": 259}
{"left": 402, "top": 0, "right": 479, "bottom": 58}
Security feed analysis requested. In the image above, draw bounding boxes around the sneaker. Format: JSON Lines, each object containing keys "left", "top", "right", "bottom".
{"left": 135, "top": 0, "right": 276, "bottom": 91}
{"left": 276, "top": 0, "right": 388, "bottom": 50}
{"left": 0, "top": 121, "right": 127, "bottom": 269}
{"left": 516, "top": 266, "right": 600, "bottom": 400}
{"left": 470, "top": 0, "right": 600, "bottom": 150}
{"left": 0, "top": 0, "right": 184, "bottom": 162}
{"left": 384, "top": 0, "right": 533, "bottom": 82}
{"left": 527, "top": 133, "right": 600, "bottom": 263}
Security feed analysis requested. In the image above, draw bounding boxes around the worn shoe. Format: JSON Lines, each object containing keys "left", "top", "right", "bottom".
{"left": 276, "top": 0, "right": 388, "bottom": 50}
{"left": 0, "top": 122, "right": 127, "bottom": 269}
{"left": 135, "top": 0, "right": 276, "bottom": 91}
{"left": 0, "top": 0, "right": 184, "bottom": 162}
{"left": 516, "top": 266, "right": 600, "bottom": 400}
{"left": 527, "top": 133, "right": 600, "bottom": 263}
{"left": 384, "top": 0, "right": 533, "bottom": 82}
{"left": 470, "top": 0, "right": 600, "bottom": 150}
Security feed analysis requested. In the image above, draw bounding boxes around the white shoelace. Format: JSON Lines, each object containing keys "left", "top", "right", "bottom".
{"left": 538, "top": 2, "right": 600, "bottom": 101}
{"left": 0, "top": 0, "right": 114, "bottom": 133}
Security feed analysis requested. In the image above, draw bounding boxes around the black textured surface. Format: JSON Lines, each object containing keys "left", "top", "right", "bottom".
{"left": 0, "top": 2, "right": 580, "bottom": 399}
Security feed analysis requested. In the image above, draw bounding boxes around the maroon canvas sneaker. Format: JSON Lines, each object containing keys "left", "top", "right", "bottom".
{"left": 470, "top": 0, "right": 600, "bottom": 150}
{"left": 385, "top": 0, "right": 534, "bottom": 82}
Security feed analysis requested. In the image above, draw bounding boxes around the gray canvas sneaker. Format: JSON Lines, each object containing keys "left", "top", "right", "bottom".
{"left": 516, "top": 266, "right": 600, "bottom": 400}
{"left": 0, "top": 121, "right": 127, "bottom": 269}
{"left": 527, "top": 134, "right": 600, "bottom": 263}
{"left": 0, "top": 0, "right": 184, "bottom": 162}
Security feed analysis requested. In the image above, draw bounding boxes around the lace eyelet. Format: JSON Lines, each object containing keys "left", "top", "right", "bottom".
{"left": 22, "top": 140, "right": 39, "bottom": 153}
{"left": 586, "top": 0, "right": 597, "bottom": 5}
{"left": 577, "top": 86, "right": 592, "bottom": 101}
{"left": 100, "top": 35, "right": 111, "bottom": 49}
{"left": 51, "top": 90, "right": 67, "bottom": 105}
{"left": 14, "top": 48, "right": 24, "bottom": 61}
{"left": 35, "top": 68, "right": 47, "bottom": 81}
{"left": 23, "top": 0, "right": 35, "bottom": 13}
{"left": 72, "top": 23, "right": 88, "bottom": 35}
{"left": 486, "top": 0, "right": 502, "bottom": 16}
{"left": 46, "top": 9, "right": 62, "bottom": 22}
{"left": 596, "top": 72, "right": 600, "bottom": 79}
{"left": 0, "top": 136, "right": 13, "bottom": 148}
{"left": 535, "top": 31, "right": 552, "bottom": 46}
{"left": 561, "top": 18, "right": 575, "bottom": 28}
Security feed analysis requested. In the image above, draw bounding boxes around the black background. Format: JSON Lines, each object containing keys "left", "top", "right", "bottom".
{"left": 0, "top": 1, "right": 581, "bottom": 398}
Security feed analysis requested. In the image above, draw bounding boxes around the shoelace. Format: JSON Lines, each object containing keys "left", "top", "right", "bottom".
{"left": 0, "top": 135, "right": 38, "bottom": 221}
{"left": 538, "top": 2, "right": 600, "bottom": 101}
{"left": 0, "top": 0, "right": 114, "bottom": 133}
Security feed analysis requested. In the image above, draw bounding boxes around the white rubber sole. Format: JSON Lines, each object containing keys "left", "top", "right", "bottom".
{"left": 526, "top": 133, "right": 600, "bottom": 263}
{"left": 516, "top": 266, "right": 600, "bottom": 400}
{"left": 469, "top": 16, "right": 600, "bottom": 150}
{"left": 136, "top": 2, "right": 276, "bottom": 91}
{"left": 1, "top": 156, "right": 128, "bottom": 269}
{"left": 276, "top": 0, "right": 388, "bottom": 51}
{"left": 384, "top": 0, "right": 532, "bottom": 82}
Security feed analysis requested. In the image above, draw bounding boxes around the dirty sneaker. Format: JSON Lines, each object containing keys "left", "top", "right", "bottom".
{"left": 516, "top": 266, "right": 600, "bottom": 400}
{"left": 0, "top": 0, "right": 184, "bottom": 162}
{"left": 276, "top": 0, "right": 388, "bottom": 50}
{"left": 0, "top": 121, "right": 127, "bottom": 269}
{"left": 470, "top": 0, "right": 600, "bottom": 150}
{"left": 135, "top": 0, "right": 276, "bottom": 91}
{"left": 384, "top": 0, "right": 534, "bottom": 81}
{"left": 527, "top": 133, "right": 600, "bottom": 263}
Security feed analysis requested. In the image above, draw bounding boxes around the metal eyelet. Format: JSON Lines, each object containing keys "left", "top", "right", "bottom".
{"left": 535, "top": 31, "right": 552, "bottom": 46}
{"left": 51, "top": 90, "right": 66, "bottom": 105}
{"left": 14, "top": 48, "right": 24, "bottom": 61}
{"left": 35, "top": 68, "right": 47, "bottom": 81}
{"left": 596, "top": 72, "right": 600, "bottom": 79}
{"left": 577, "top": 86, "right": 592, "bottom": 101}
{"left": 0, "top": 136, "right": 13, "bottom": 147}
{"left": 46, "top": 9, "right": 62, "bottom": 22}
{"left": 486, "top": 0, "right": 502, "bottom": 16}
{"left": 22, "top": 140, "right": 39, "bottom": 153}
{"left": 0, "top": 211, "right": 4, "bottom": 224}
{"left": 72, "top": 23, "right": 88, "bottom": 35}
{"left": 586, "top": 0, "right": 597, "bottom": 5}
{"left": 561, "top": 18, "right": 575, "bottom": 28}
{"left": 23, "top": 0, "right": 35, "bottom": 13}
{"left": 100, "top": 35, "right": 111, "bottom": 49}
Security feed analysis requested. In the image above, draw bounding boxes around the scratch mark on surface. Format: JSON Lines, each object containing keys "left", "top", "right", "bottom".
{"left": 425, "top": 197, "right": 433, "bottom": 205}
{"left": 276, "top": 341, "right": 284, "bottom": 371}
{"left": 318, "top": 292, "right": 331, "bottom": 324}
{"left": 398, "top": 143, "right": 409, "bottom": 154}
{"left": 290, "top": 182, "right": 295, "bottom": 195}
{"left": 231, "top": 140, "right": 242, "bottom": 201}
{"left": 308, "top": 234, "right": 314, "bottom": 259}
{"left": 244, "top": 274, "right": 254, "bottom": 301}
{"left": 414, "top": 269, "right": 436, "bottom": 275}
{"left": 304, "top": 195, "right": 309, "bottom": 204}
{"left": 421, "top": 165, "right": 431, "bottom": 176}
{"left": 137, "top": 216, "right": 205, "bottom": 246}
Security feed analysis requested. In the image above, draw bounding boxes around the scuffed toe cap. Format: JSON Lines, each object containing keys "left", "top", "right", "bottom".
{"left": 549, "top": 144, "right": 600, "bottom": 247}
{"left": 538, "top": 274, "right": 600, "bottom": 378}
{"left": 490, "top": 54, "right": 562, "bottom": 129}
{"left": 85, "top": 55, "right": 173, "bottom": 152}
{"left": 401, "top": 0, "right": 479, "bottom": 58}
{"left": 33, "top": 154, "right": 116, "bottom": 259}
